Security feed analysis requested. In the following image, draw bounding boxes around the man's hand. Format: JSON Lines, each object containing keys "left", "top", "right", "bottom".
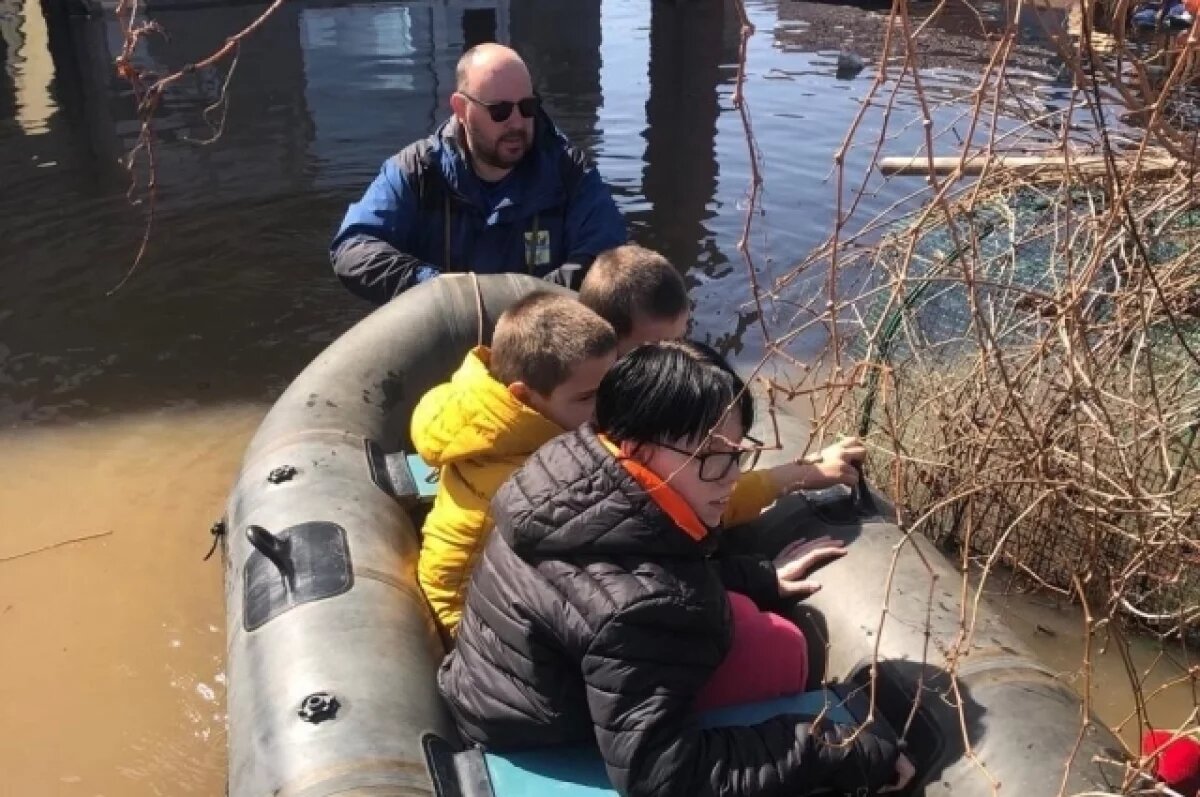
{"left": 541, "top": 262, "right": 583, "bottom": 289}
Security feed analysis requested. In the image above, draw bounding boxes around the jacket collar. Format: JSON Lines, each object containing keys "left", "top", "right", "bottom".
{"left": 412, "top": 347, "right": 563, "bottom": 465}
{"left": 433, "top": 109, "right": 567, "bottom": 214}
{"left": 596, "top": 435, "right": 709, "bottom": 542}
{"left": 497, "top": 426, "right": 718, "bottom": 560}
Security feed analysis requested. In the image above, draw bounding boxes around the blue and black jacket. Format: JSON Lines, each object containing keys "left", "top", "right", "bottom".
{"left": 330, "top": 110, "right": 628, "bottom": 304}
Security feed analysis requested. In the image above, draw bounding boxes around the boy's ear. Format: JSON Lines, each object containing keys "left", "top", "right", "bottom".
{"left": 620, "top": 439, "right": 650, "bottom": 463}
{"left": 508, "top": 381, "right": 532, "bottom": 404}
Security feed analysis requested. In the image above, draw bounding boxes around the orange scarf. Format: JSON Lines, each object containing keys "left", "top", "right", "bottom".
{"left": 597, "top": 435, "right": 709, "bottom": 542}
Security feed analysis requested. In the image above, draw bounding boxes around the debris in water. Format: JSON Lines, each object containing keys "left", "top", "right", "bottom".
{"left": 0, "top": 529, "right": 114, "bottom": 564}
{"left": 836, "top": 51, "right": 866, "bottom": 80}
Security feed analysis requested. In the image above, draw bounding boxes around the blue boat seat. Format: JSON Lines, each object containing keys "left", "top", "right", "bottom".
{"left": 426, "top": 688, "right": 869, "bottom": 797}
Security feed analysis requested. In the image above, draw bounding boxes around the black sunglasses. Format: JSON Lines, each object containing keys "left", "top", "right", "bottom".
{"left": 459, "top": 91, "right": 539, "bottom": 123}
{"left": 656, "top": 434, "right": 763, "bottom": 483}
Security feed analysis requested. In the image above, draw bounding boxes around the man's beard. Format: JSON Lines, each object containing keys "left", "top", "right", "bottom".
{"left": 467, "top": 125, "right": 532, "bottom": 170}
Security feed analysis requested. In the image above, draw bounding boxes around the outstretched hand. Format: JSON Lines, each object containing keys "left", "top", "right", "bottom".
{"left": 767, "top": 436, "right": 868, "bottom": 495}
{"left": 801, "top": 436, "right": 867, "bottom": 490}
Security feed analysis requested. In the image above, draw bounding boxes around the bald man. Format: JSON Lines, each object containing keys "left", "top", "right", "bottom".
{"left": 331, "top": 44, "right": 628, "bottom": 304}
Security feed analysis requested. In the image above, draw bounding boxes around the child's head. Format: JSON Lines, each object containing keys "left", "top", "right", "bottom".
{"left": 595, "top": 340, "right": 758, "bottom": 526}
{"left": 491, "top": 291, "right": 618, "bottom": 430}
{"left": 579, "top": 244, "right": 690, "bottom": 355}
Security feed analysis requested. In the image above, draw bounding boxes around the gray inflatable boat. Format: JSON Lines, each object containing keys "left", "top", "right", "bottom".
{"left": 221, "top": 274, "right": 1125, "bottom": 797}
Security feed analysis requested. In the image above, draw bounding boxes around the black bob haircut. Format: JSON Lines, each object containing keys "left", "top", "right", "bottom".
{"left": 595, "top": 339, "right": 755, "bottom": 445}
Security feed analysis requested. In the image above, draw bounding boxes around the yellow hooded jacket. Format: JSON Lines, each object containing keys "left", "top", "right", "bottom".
{"left": 413, "top": 347, "right": 564, "bottom": 637}
{"left": 413, "top": 347, "right": 785, "bottom": 637}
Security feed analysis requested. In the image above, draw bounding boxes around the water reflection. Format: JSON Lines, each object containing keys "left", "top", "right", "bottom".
{"left": 40, "top": 8, "right": 124, "bottom": 179}
{"left": 638, "top": 0, "right": 736, "bottom": 276}
{"left": 3, "top": 0, "right": 54, "bottom": 135}
{"left": 511, "top": 0, "right": 601, "bottom": 154}
{"left": 301, "top": 3, "right": 436, "bottom": 181}
{"left": 302, "top": 0, "right": 515, "bottom": 184}
{"left": 0, "top": 5, "right": 15, "bottom": 120}
{"left": 0, "top": 0, "right": 1148, "bottom": 427}
{"left": 134, "top": 2, "right": 315, "bottom": 208}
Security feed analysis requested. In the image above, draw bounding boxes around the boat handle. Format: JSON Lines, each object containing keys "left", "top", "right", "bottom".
{"left": 246, "top": 525, "right": 296, "bottom": 595}
{"left": 852, "top": 461, "right": 877, "bottom": 516}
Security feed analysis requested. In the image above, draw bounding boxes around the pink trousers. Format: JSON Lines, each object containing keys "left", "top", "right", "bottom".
{"left": 695, "top": 591, "right": 810, "bottom": 711}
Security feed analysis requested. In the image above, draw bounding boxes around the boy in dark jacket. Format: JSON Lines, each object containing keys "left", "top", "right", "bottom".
{"left": 439, "top": 340, "right": 911, "bottom": 797}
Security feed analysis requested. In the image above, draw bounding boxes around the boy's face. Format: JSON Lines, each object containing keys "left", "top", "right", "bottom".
{"left": 526, "top": 351, "right": 617, "bottom": 430}
{"left": 618, "top": 310, "right": 690, "bottom": 356}
{"left": 638, "top": 413, "right": 746, "bottom": 527}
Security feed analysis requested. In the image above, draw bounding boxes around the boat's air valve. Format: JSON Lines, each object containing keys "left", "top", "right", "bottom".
{"left": 267, "top": 465, "right": 299, "bottom": 484}
{"left": 298, "top": 692, "right": 340, "bottom": 724}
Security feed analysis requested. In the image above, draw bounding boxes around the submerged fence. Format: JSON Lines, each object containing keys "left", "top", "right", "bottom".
{"left": 732, "top": 0, "right": 1200, "bottom": 791}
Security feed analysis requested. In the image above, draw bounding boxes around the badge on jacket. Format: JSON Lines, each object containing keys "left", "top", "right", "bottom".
{"left": 525, "top": 229, "right": 551, "bottom": 268}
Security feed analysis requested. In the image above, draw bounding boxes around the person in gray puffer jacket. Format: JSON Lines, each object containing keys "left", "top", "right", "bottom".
{"left": 438, "top": 340, "right": 907, "bottom": 797}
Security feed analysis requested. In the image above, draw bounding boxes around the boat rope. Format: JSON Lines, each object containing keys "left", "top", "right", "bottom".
{"left": 470, "top": 272, "right": 485, "bottom": 348}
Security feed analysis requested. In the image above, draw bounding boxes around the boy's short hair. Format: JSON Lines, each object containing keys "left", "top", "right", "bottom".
{"left": 491, "top": 291, "right": 617, "bottom": 395}
{"left": 578, "top": 245, "right": 688, "bottom": 338}
{"left": 596, "top": 339, "right": 754, "bottom": 445}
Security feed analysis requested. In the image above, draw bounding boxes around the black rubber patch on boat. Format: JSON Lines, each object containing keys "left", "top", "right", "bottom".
{"left": 422, "top": 733, "right": 496, "bottom": 797}
{"left": 243, "top": 521, "right": 353, "bottom": 631}
{"left": 365, "top": 439, "right": 420, "bottom": 505}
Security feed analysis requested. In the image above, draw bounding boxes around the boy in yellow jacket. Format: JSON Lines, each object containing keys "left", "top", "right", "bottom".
{"left": 412, "top": 292, "right": 618, "bottom": 638}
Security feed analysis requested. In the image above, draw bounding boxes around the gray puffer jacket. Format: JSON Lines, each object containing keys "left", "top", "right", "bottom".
{"left": 437, "top": 425, "right": 899, "bottom": 797}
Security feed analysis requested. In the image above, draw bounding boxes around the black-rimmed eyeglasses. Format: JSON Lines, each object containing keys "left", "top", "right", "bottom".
{"left": 459, "top": 91, "right": 539, "bottom": 123}
{"left": 656, "top": 435, "right": 763, "bottom": 482}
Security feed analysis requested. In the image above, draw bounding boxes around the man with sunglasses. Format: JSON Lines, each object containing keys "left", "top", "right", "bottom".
{"left": 331, "top": 43, "right": 627, "bottom": 304}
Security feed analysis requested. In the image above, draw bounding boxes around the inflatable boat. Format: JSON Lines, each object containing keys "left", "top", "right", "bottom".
{"left": 221, "top": 274, "right": 1126, "bottom": 796}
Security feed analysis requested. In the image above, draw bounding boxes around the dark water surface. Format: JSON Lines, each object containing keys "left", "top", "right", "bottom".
{"left": 7, "top": 1, "right": 1188, "bottom": 795}
{"left": 0, "top": 0, "right": 1082, "bottom": 426}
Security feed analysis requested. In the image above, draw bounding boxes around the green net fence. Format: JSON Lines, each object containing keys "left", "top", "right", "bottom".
{"left": 844, "top": 179, "right": 1200, "bottom": 637}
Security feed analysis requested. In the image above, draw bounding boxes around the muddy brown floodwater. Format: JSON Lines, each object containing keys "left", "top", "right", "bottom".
{"left": 0, "top": 407, "right": 261, "bottom": 796}
{"left": 996, "top": 587, "right": 1197, "bottom": 747}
